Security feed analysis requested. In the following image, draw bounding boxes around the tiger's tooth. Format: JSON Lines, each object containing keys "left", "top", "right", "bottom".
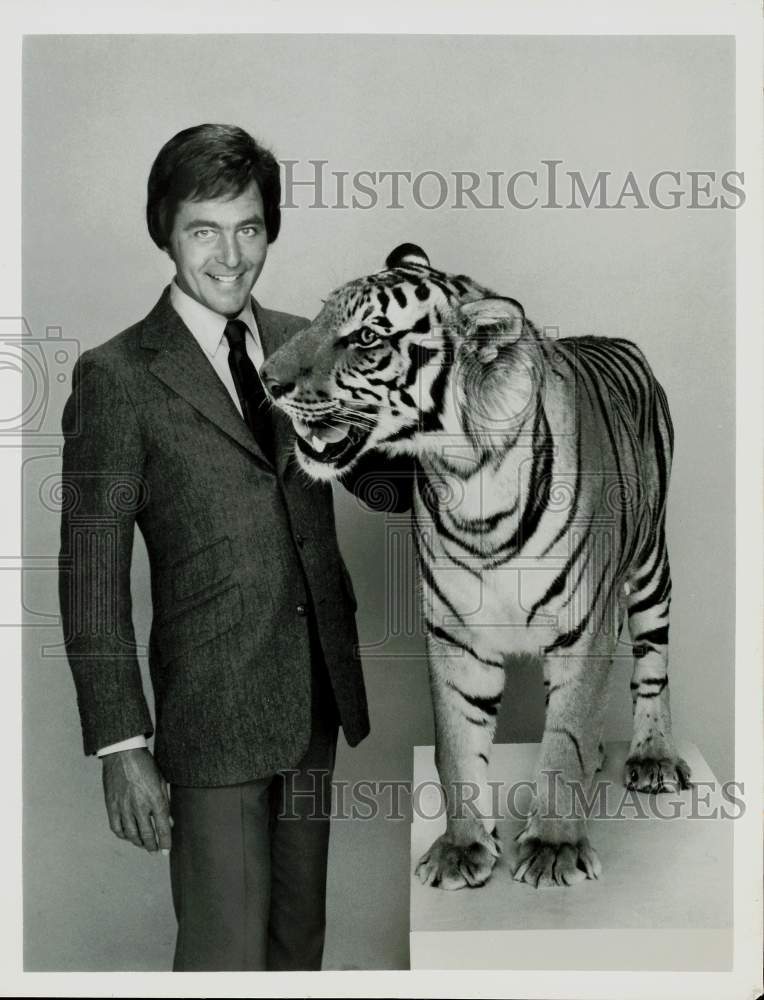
{"left": 311, "top": 435, "right": 327, "bottom": 453}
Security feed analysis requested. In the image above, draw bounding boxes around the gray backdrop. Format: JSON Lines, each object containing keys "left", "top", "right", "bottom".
{"left": 22, "top": 34, "right": 735, "bottom": 970}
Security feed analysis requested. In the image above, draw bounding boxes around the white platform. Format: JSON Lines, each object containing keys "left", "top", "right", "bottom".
{"left": 410, "top": 741, "right": 733, "bottom": 970}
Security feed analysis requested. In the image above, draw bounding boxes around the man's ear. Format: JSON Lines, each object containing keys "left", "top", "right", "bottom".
{"left": 385, "top": 243, "right": 430, "bottom": 268}
{"left": 457, "top": 297, "right": 526, "bottom": 364}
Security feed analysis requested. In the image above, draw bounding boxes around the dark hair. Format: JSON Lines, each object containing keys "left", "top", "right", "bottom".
{"left": 146, "top": 123, "right": 281, "bottom": 249}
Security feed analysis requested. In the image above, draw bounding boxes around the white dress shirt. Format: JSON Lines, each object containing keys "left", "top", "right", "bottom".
{"left": 96, "top": 280, "right": 264, "bottom": 757}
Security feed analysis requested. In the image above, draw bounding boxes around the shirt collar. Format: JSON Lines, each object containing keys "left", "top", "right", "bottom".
{"left": 169, "top": 278, "right": 258, "bottom": 358}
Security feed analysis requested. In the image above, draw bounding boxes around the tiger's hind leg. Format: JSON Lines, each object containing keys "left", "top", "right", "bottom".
{"left": 624, "top": 535, "right": 691, "bottom": 792}
{"left": 414, "top": 631, "right": 505, "bottom": 890}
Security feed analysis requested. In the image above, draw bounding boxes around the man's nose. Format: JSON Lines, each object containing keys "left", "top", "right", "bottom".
{"left": 217, "top": 234, "right": 241, "bottom": 269}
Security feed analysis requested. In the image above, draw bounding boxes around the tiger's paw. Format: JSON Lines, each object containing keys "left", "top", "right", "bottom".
{"left": 623, "top": 754, "right": 692, "bottom": 793}
{"left": 415, "top": 827, "right": 501, "bottom": 890}
{"left": 513, "top": 836, "right": 602, "bottom": 888}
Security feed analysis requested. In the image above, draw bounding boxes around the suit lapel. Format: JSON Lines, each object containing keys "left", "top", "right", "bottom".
{"left": 142, "top": 287, "right": 274, "bottom": 469}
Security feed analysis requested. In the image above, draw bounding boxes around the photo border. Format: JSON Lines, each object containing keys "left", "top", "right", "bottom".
{"left": 3, "top": 2, "right": 761, "bottom": 997}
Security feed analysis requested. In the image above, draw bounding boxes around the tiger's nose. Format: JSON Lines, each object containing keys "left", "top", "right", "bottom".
{"left": 261, "top": 372, "right": 294, "bottom": 399}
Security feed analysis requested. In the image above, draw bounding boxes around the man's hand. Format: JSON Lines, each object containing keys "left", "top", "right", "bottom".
{"left": 102, "top": 748, "right": 172, "bottom": 855}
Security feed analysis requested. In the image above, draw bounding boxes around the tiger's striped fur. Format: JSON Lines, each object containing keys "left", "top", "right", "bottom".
{"left": 261, "top": 244, "right": 691, "bottom": 890}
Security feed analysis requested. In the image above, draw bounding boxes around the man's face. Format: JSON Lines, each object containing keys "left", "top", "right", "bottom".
{"left": 167, "top": 181, "right": 268, "bottom": 317}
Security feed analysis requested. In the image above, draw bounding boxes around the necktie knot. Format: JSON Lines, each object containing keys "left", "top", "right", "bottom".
{"left": 223, "top": 319, "right": 248, "bottom": 353}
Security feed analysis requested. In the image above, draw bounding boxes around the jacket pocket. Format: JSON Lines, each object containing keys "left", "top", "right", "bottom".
{"left": 171, "top": 535, "right": 233, "bottom": 603}
{"left": 155, "top": 582, "right": 243, "bottom": 660}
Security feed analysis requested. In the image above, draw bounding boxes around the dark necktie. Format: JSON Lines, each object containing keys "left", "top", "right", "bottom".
{"left": 223, "top": 319, "right": 274, "bottom": 463}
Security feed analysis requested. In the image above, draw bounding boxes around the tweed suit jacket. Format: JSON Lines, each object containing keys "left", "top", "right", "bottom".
{"left": 58, "top": 287, "right": 405, "bottom": 786}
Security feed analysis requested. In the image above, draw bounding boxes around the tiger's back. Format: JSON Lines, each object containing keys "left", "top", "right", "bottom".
{"left": 552, "top": 333, "right": 674, "bottom": 576}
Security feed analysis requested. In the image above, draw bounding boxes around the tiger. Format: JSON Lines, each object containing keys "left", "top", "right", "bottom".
{"left": 260, "top": 242, "right": 691, "bottom": 891}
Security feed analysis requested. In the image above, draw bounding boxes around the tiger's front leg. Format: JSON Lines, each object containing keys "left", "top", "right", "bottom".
{"left": 514, "top": 640, "right": 612, "bottom": 888}
{"left": 415, "top": 631, "right": 505, "bottom": 890}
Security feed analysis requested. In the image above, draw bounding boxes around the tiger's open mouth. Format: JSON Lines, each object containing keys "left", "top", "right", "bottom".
{"left": 292, "top": 418, "right": 371, "bottom": 467}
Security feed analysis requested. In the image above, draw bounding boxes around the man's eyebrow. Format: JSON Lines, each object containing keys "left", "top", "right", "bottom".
{"left": 183, "top": 219, "right": 219, "bottom": 230}
{"left": 183, "top": 215, "right": 264, "bottom": 230}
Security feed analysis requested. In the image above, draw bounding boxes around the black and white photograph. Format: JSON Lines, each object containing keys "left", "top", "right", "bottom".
{"left": 4, "top": 2, "right": 762, "bottom": 997}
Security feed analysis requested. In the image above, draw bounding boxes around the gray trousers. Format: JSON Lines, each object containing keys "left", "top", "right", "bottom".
{"left": 169, "top": 660, "right": 339, "bottom": 971}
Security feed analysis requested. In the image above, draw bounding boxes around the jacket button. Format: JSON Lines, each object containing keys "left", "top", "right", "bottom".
{"left": 295, "top": 533, "right": 305, "bottom": 547}
{"left": 296, "top": 604, "right": 307, "bottom": 616}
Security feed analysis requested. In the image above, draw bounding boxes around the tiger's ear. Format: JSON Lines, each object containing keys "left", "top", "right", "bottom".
{"left": 457, "top": 297, "right": 526, "bottom": 364}
{"left": 385, "top": 243, "right": 430, "bottom": 268}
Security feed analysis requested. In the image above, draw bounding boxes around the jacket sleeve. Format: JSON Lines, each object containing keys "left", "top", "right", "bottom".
{"left": 338, "top": 449, "right": 416, "bottom": 513}
{"left": 58, "top": 352, "right": 154, "bottom": 755}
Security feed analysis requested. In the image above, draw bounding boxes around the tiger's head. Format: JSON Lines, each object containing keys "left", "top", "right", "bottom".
{"left": 261, "top": 244, "right": 543, "bottom": 479}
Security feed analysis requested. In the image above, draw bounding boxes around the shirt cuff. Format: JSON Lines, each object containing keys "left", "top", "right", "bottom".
{"left": 96, "top": 735, "right": 148, "bottom": 757}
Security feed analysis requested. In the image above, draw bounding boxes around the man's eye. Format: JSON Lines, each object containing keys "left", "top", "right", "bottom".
{"left": 239, "top": 226, "right": 260, "bottom": 237}
{"left": 194, "top": 229, "right": 215, "bottom": 239}
{"left": 356, "top": 327, "right": 381, "bottom": 348}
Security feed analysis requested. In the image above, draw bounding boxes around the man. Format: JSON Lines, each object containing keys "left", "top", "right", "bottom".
{"left": 58, "top": 123, "right": 410, "bottom": 971}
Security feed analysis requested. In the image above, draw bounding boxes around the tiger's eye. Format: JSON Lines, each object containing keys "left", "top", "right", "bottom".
{"left": 357, "top": 327, "right": 379, "bottom": 347}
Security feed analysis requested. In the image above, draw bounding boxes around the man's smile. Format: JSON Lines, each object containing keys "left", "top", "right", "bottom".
{"left": 208, "top": 273, "right": 244, "bottom": 284}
